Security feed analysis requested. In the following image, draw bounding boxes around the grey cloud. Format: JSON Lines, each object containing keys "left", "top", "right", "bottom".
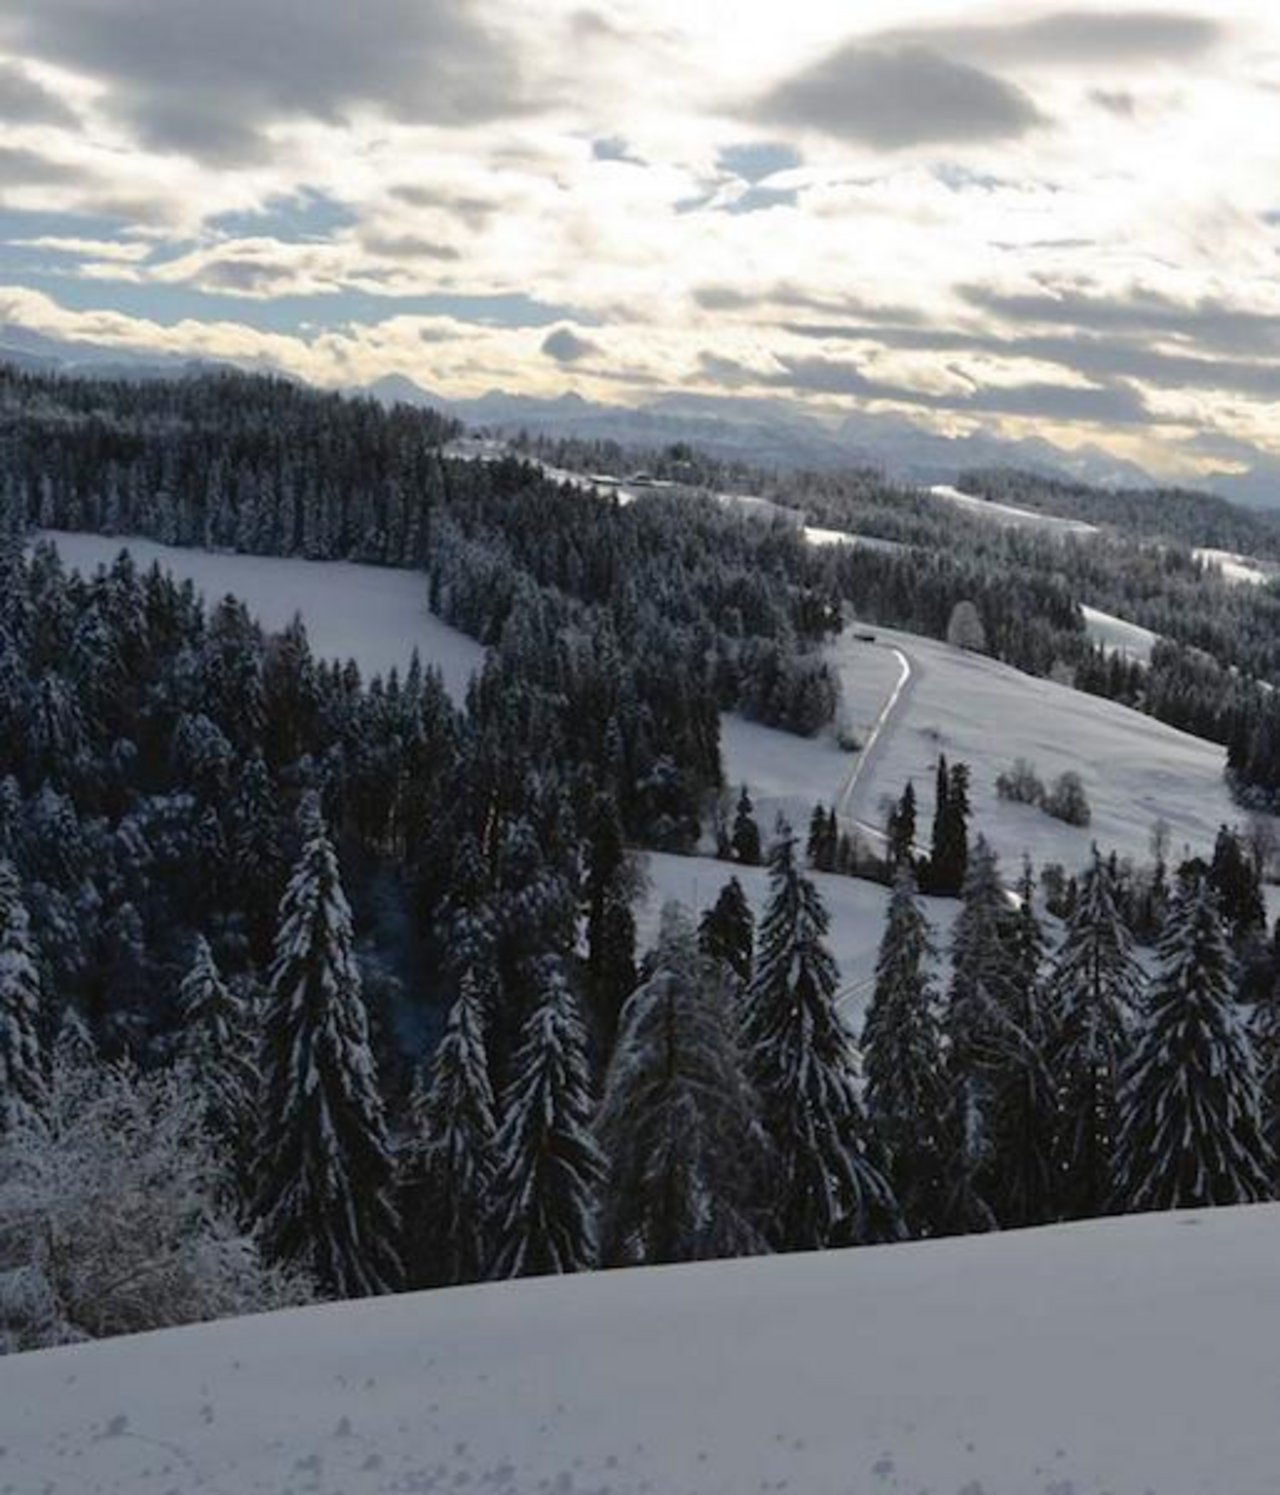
{"left": 0, "top": 0, "right": 527, "bottom": 162}
{"left": 777, "top": 353, "right": 1150, "bottom": 423}
{"left": 360, "top": 233, "right": 460, "bottom": 263}
{"left": 542, "top": 326, "right": 599, "bottom": 363}
{"left": 1090, "top": 88, "right": 1138, "bottom": 116}
{"left": 389, "top": 186, "right": 498, "bottom": 232}
{"left": 783, "top": 318, "right": 1280, "bottom": 401}
{"left": 755, "top": 43, "right": 1044, "bottom": 149}
{"left": 694, "top": 281, "right": 923, "bottom": 324}
{"left": 0, "top": 62, "right": 79, "bottom": 128}
{"left": 960, "top": 282, "right": 1280, "bottom": 357}
{"left": 873, "top": 11, "right": 1223, "bottom": 66}
{"left": 0, "top": 145, "right": 89, "bottom": 187}
{"left": 703, "top": 348, "right": 1150, "bottom": 425}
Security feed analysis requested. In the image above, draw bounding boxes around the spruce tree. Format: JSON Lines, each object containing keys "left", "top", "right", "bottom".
{"left": 698, "top": 876, "right": 755, "bottom": 988}
{"left": 887, "top": 781, "right": 917, "bottom": 871}
{"left": 179, "top": 935, "right": 258, "bottom": 1198}
{"left": 861, "top": 869, "right": 948, "bottom": 1236}
{"left": 987, "top": 862, "right": 1056, "bottom": 1229}
{"left": 942, "top": 836, "right": 1011, "bottom": 1232}
{"left": 598, "top": 904, "right": 768, "bottom": 1265}
{"left": 488, "top": 959, "right": 605, "bottom": 1278}
{"left": 1046, "top": 848, "right": 1143, "bottom": 1220}
{"left": 255, "top": 795, "right": 401, "bottom": 1298}
{"left": 731, "top": 785, "right": 762, "bottom": 866}
{"left": 583, "top": 792, "right": 637, "bottom": 1060}
{"left": 745, "top": 823, "right": 902, "bottom": 1250}
{"left": 0, "top": 859, "right": 44, "bottom": 1133}
{"left": 1115, "top": 874, "right": 1271, "bottom": 1212}
{"left": 402, "top": 968, "right": 497, "bottom": 1289}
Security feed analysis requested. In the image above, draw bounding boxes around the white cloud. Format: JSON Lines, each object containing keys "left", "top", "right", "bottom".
{"left": 0, "top": 2, "right": 1276, "bottom": 477}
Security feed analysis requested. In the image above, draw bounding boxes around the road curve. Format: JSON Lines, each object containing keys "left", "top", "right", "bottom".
{"left": 835, "top": 639, "right": 916, "bottom": 835}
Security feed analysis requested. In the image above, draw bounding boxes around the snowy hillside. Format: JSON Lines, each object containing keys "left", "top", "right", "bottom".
{"left": 39, "top": 531, "right": 486, "bottom": 701}
{"left": 727, "top": 624, "right": 1269, "bottom": 877}
{"left": 928, "top": 483, "right": 1100, "bottom": 536}
{"left": 3, "top": 1204, "right": 1279, "bottom": 1495}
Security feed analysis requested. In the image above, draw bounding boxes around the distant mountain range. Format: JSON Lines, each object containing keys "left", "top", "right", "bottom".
{"left": 1, "top": 326, "right": 1275, "bottom": 505}
{"left": 365, "top": 373, "right": 1158, "bottom": 491}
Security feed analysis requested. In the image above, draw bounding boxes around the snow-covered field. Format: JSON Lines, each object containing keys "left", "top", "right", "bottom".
{"left": 4, "top": 1203, "right": 1279, "bottom": 1495}
{"left": 928, "top": 483, "right": 1099, "bottom": 537}
{"left": 1081, "top": 603, "right": 1159, "bottom": 663}
{"left": 1193, "top": 546, "right": 1280, "bottom": 587}
{"left": 726, "top": 624, "right": 1272, "bottom": 880}
{"left": 38, "top": 531, "right": 487, "bottom": 702}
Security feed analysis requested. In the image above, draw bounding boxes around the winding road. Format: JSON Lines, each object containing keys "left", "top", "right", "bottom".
{"left": 835, "top": 637, "right": 917, "bottom": 837}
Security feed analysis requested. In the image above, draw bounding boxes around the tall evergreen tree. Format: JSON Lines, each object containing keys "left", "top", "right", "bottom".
{"left": 1115, "top": 874, "right": 1272, "bottom": 1212}
{"left": 942, "top": 836, "right": 1011, "bottom": 1232}
{"left": 583, "top": 791, "right": 637, "bottom": 1061}
{"left": 861, "top": 869, "right": 948, "bottom": 1237}
{"left": 1209, "top": 824, "right": 1266, "bottom": 947}
{"left": 402, "top": 968, "right": 497, "bottom": 1289}
{"left": 927, "top": 759, "right": 970, "bottom": 896}
{"left": 598, "top": 904, "right": 768, "bottom": 1265}
{"left": 0, "top": 859, "right": 44, "bottom": 1133}
{"left": 178, "top": 934, "right": 258, "bottom": 1197}
{"left": 731, "top": 785, "right": 762, "bottom": 866}
{"left": 745, "top": 823, "right": 902, "bottom": 1250}
{"left": 488, "top": 959, "right": 605, "bottom": 1278}
{"left": 987, "top": 862, "right": 1056, "bottom": 1229}
{"left": 886, "top": 781, "right": 917, "bottom": 871}
{"left": 255, "top": 795, "right": 401, "bottom": 1298}
{"left": 698, "top": 876, "right": 755, "bottom": 989}
{"left": 1046, "top": 848, "right": 1143, "bottom": 1221}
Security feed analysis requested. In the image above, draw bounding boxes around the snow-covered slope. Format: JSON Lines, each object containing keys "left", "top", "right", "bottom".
{"left": 39, "top": 531, "right": 487, "bottom": 702}
{"left": 928, "top": 483, "right": 1100, "bottom": 537}
{"left": 727, "top": 624, "right": 1273, "bottom": 879}
{"left": 1193, "top": 546, "right": 1280, "bottom": 587}
{"left": 3, "top": 1204, "right": 1279, "bottom": 1495}
{"left": 1081, "top": 604, "right": 1159, "bottom": 663}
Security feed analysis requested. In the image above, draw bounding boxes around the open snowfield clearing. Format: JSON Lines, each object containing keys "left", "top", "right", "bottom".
{"left": 3, "top": 1204, "right": 1279, "bottom": 1495}
{"left": 38, "top": 531, "right": 487, "bottom": 702}
{"left": 928, "top": 483, "right": 1099, "bottom": 537}
{"left": 726, "top": 623, "right": 1275, "bottom": 879}
{"left": 1080, "top": 604, "right": 1159, "bottom": 663}
{"left": 1193, "top": 546, "right": 1280, "bottom": 587}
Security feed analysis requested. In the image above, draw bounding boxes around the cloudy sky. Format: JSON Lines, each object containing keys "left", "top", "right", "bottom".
{"left": 0, "top": 0, "right": 1276, "bottom": 478}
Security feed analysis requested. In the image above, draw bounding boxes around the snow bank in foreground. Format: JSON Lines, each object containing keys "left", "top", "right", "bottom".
{"left": 3, "top": 1204, "right": 1278, "bottom": 1494}
{"left": 39, "top": 531, "right": 487, "bottom": 703}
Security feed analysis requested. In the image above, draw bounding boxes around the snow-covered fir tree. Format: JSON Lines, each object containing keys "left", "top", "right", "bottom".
{"left": 597, "top": 903, "right": 769, "bottom": 1265}
{"left": 861, "top": 869, "right": 948, "bottom": 1237}
{"left": 0, "top": 859, "right": 44, "bottom": 1133}
{"left": 1047, "top": 847, "right": 1144, "bottom": 1220}
{"left": 698, "top": 876, "right": 755, "bottom": 989}
{"left": 942, "top": 836, "right": 1013, "bottom": 1232}
{"left": 987, "top": 862, "right": 1056, "bottom": 1229}
{"left": 1114, "top": 872, "right": 1272, "bottom": 1212}
{"left": 401, "top": 968, "right": 497, "bottom": 1289}
{"left": 746, "top": 822, "right": 902, "bottom": 1250}
{"left": 178, "top": 935, "right": 258, "bottom": 1202}
{"left": 488, "top": 959, "right": 605, "bottom": 1278}
{"left": 731, "top": 786, "right": 762, "bottom": 866}
{"left": 255, "top": 794, "right": 401, "bottom": 1298}
{"left": 583, "top": 791, "right": 637, "bottom": 1061}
